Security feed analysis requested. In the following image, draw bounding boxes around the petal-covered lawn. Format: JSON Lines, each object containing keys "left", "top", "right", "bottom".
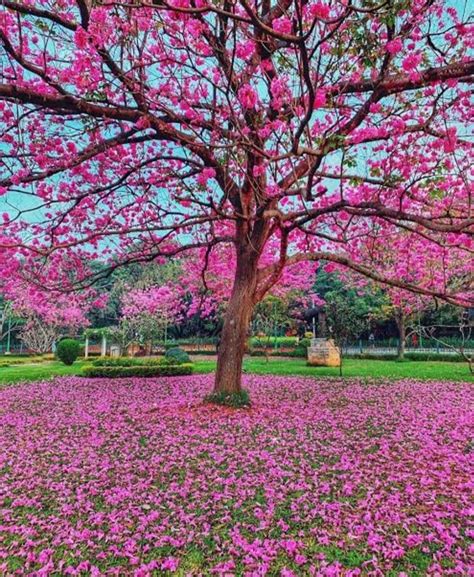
{"left": 0, "top": 377, "right": 472, "bottom": 576}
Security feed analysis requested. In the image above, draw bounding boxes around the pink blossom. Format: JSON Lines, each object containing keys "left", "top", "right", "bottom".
{"left": 314, "top": 89, "right": 327, "bottom": 108}
{"left": 239, "top": 84, "right": 259, "bottom": 109}
{"left": 0, "top": 376, "right": 471, "bottom": 575}
{"left": 196, "top": 167, "right": 217, "bottom": 186}
{"left": 386, "top": 38, "right": 403, "bottom": 54}
{"left": 402, "top": 52, "right": 422, "bottom": 71}
{"left": 309, "top": 2, "right": 330, "bottom": 19}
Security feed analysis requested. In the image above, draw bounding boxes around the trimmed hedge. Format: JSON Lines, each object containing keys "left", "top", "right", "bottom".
{"left": 83, "top": 364, "right": 194, "bottom": 378}
{"left": 0, "top": 356, "right": 49, "bottom": 367}
{"left": 92, "top": 357, "right": 164, "bottom": 367}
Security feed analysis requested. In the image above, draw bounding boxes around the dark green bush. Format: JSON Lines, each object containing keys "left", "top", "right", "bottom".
{"left": 56, "top": 339, "right": 81, "bottom": 365}
{"left": 164, "top": 347, "right": 190, "bottom": 364}
{"left": 83, "top": 364, "right": 193, "bottom": 378}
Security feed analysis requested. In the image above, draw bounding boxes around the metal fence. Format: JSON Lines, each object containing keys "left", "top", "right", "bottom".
{"left": 343, "top": 342, "right": 473, "bottom": 356}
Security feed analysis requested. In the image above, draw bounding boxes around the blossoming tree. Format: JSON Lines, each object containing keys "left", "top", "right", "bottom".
{"left": 0, "top": 0, "right": 472, "bottom": 396}
{"left": 343, "top": 229, "right": 473, "bottom": 358}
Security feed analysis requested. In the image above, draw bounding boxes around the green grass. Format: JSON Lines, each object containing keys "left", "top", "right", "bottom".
{"left": 0, "top": 357, "right": 472, "bottom": 386}
{"left": 193, "top": 357, "right": 474, "bottom": 382}
{"left": 0, "top": 361, "right": 87, "bottom": 386}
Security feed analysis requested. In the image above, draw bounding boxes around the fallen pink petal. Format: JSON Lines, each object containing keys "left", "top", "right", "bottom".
{"left": 1, "top": 376, "right": 472, "bottom": 575}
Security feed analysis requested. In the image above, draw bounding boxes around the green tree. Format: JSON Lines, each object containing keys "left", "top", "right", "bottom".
{"left": 325, "top": 293, "right": 366, "bottom": 377}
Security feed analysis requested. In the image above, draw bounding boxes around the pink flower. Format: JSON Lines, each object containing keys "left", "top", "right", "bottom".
{"left": 160, "top": 557, "right": 179, "bottom": 571}
{"left": 442, "top": 127, "right": 457, "bottom": 153}
{"left": 386, "top": 38, "right": 403, "bottom": 54}
{"left": 273, "top": 17, "right": 292, "bottom": 34}
{"left": 236, "top": 40, "right": 255, "bottom": 59}
{"left": 253, "top": 165, "right": 266, "bottom": 177}
{"left": 74, "top": 28, "right": 89, "bottom": 49}
{"left": 239, "top": 84, "right": 258, "bottom": 109}
{"left": 309, "top": 2, "right": 330, "bottom": 19}
{"left": 402, "top": 52, "right": 422, "bottom": 71}
{"left": 281, "top": 569, "right": 298, "bottom": 577}
{"left": 314, "top": 89, "right": 327, "bottom": 108}
{"left": 196, "top": 167, "right": 216, "bottom": 186}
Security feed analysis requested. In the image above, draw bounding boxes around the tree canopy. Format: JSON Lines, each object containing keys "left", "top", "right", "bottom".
{"left": 0, "top": 0, "right": 472, "bottom": 393}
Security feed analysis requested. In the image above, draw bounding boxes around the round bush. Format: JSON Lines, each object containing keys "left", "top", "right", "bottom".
{"left": 164, "top": 347, "right": 190, "bottom": 365}
{"left": 56, "top": 339, "right": 81, "bottom": 365}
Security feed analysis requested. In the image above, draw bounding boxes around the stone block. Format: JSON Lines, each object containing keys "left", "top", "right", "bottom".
{"left": 307, "top": 338, "right": 341, "bottom": 367}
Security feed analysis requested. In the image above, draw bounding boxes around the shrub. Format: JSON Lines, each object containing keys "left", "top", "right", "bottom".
{"left": 249, "top": 336, "right": 298, "bottom": 348}
{"left": 0, "top": 356, "right": 48, "bottom": 367}
{"left": 83, "top": 364, "right": 194, "bottom": 378}
{"left": 93, "top": 357, "right": 145, "bottom": 367}
{"left": 164, "top": 347, "right": 190, "bottom": 364}
{"left": 56, "top": 339, "right": 81, "bottom": 365}
{"left": 92, "top": 357, "right": 181, "bottom": 367}
{"left": 287, "top": 347, "right": 308, "bottom": 357}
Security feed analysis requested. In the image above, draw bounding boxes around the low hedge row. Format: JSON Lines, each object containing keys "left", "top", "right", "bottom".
{"left": 249, "top": 348, "right": 307, "bottom": 358}
{"left": 0, "top": 356, "right": 50, "bottom": 367}
{"left": 83, "top": 364, "right": 194, "bottom": 378}
{"left": 92, "top": 357, "right": 163, "bottom": 367}
{"left": 92, "top": 353, "right": 191, "bottom": 367}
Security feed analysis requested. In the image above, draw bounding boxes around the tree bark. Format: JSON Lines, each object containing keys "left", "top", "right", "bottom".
{"left": 395, "top": 310, "right": 406, "bottom": 360}
{"left": 214, "top": 250, "right": 258, "bottom": 395}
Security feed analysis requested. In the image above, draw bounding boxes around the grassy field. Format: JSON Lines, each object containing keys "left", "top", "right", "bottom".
{"left": 0, "top": 356, "right": 472, "bottom": 385}
{"left": 194, "top": 356, "right": 474, "bottom": 381}
{"left": 0, "top": 360, "right": 88, "bottom": 385}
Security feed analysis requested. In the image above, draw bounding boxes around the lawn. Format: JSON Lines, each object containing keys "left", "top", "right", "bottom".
{"left": 195, "top": 357, "right": 474, "bottom": 382}
{"left": 0, "top": 375, "right": 472, "bottom": 575}
{"left": 0, "top": 360, "right": 88, "bottom": 386}
{"left": 0, "top": 357, "right": 472, "bottom": 386}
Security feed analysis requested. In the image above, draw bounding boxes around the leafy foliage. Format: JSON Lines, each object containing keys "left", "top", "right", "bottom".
{"left": 83, "top": 364, "right": 193, "bottom": 378}
{"left": 164, "top": 347, "right": 191, "bottom": 365}
{"left": 56, "top": 339, "right": 81, "bottom": 366}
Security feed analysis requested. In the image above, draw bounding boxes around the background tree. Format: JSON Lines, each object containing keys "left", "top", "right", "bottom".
{"left": 325, "top": 293, "right": 366, "bottom": 377}
{"left": 0, "top": 0, "right": 472, "bottom": 398}
{"left": 251, "top": 294, "right": 295, "bottom": 360}
{"left": 0, "top": 299, "right": 22, "bottom": 353}
{"left": 354, "top": 231, "right": 471, "bottom": 359}
{"left": 414, "top": 306, "right": 474, "bottom": 373}
{"left": 121, "top": 284, "right": 181, "bottom": 352}
{"left": 18, "top": 315, "right": 62, "bottom": 354}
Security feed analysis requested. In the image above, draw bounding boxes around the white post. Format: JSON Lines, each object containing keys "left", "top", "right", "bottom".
{"left": 101, "top": 334, "right": 107, "bottom": 357}
{"left": 85, "top": 336, "right": 89, "bottom": 358}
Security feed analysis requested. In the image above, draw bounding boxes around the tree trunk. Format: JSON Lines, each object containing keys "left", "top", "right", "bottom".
{"left": 214, "top": 253, "right": 258, "bottom": 395}
{"left": 396, "top": 310, "right": 406, "bottom": 360}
